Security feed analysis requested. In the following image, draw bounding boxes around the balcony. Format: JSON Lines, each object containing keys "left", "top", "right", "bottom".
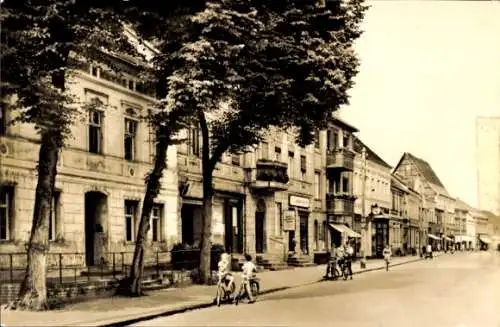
{"left": 326, "top": 149, "right": 355, "bottom": 172}
{"left": 326, "top": 193, "right": 356, "bottom": 215}
{"left": 249, "top": 159, "right": 289, "bottom": 192}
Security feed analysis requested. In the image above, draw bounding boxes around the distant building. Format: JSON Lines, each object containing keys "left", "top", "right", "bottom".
{"left": 393, "top": 153, "right": 456, "bottom": 251}
{"left": 476, "top": 117, "right": 500, "bottom": 216}
{"left": 454, "top": 199, "right": 476, "bottom": 250}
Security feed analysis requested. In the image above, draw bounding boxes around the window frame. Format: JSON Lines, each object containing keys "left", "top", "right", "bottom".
{"left": 0, "top": 188, "right": 10, "bottom": 241}
{"left": 125, "top": 200, "right": 138, "bottom": 242}
{"left": 151, "top": 204, "right": 163, "bottom": 242}
{"left": 314, "top": 172, "right": 321, "bottom": 199}
{"left": 124, "top": 118, "right": 138, "bottom": 161}
{"left": 88, "top": 109, "right": 103, "bottom": 154}
{"left": 48, "top": 191, "right": 61, "bottom": 242}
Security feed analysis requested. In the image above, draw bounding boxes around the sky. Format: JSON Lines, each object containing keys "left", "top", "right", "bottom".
{"left": 338, "top": 0, "right": 500, "bottom": 208}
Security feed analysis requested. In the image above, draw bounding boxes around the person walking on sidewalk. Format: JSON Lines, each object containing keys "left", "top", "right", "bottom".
{"left": 345, "top": 241, "right": 354, "bottom": 280}
{"left": 426, "top": 243, "right": 433, "bottom": 259}
{"left": 382, "top": 244, "right": 392, "bottom": 271}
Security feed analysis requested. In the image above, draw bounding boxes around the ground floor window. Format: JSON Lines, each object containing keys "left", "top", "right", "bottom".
{"left": 151, "top": 204, "right": 163, "bottom": 242}
{"left": 49, "top": 191, "right": 61, "bottom": 241}
{"left": 125, "top": 200, "right": 139, "bottom": 242}
{"left": 0, "top": 187, "right": 13, "bottom": 241}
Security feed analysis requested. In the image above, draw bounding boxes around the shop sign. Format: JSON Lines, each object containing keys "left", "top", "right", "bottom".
{"left": 283, "top": 210, "right": 296, "bottom": 231}
{"left": 289, "top": 195, "right": 310, "bottom": 208}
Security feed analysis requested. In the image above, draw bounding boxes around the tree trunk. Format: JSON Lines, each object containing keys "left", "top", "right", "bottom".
{"left": 8, "top": 132, "right": 59, "bottom": 311}
{"left": 199, "top": 168, "right": 214, "bottom": 284}
{"left": 118, "top": 130, "right": 170, "bottom": 297}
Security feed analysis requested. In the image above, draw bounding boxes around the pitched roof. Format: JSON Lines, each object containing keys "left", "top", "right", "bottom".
{"left": 395, "top": 152, "right": 449, "bottom": 196}
{"left": 353, "top": 137, "right": 392, "bottom": 169}
{"left": 391, "top": 174, "right": 409, "bottom": 192}
{"left": 455, "top": 198, "right": 473, "bottom": 211}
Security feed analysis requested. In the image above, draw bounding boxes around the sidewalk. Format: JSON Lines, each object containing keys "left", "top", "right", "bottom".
{"left": 1, "top": 253, "right": 440, "bottom": 327}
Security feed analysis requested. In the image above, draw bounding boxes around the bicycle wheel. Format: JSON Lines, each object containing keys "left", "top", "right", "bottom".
{"left": 250, "top": 281, "right": 259, "bottom": 299}
{"left": 234, "top": 283, "right": 244, "bottom": 306}
{"left": 342, "top": 266, "right": 349, "bottom": 280}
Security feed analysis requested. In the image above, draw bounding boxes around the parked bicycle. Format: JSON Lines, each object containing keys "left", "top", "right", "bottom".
{"left": 215, "top": 275, "right": 235, "bottom": 306}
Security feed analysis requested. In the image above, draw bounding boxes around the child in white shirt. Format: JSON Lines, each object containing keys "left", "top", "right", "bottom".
{"left": 217, "top": 253, "right": 234, "bottom": 292}
{"left": 241, "top": 254, "right": 257, "bottom": 303}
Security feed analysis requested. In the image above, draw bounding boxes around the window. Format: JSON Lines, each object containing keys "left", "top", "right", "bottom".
{"left": 91, "top": 66, "right": 99, "bottom": 77}
{"left": 333, "top": 132, "right": 339, "bottom": 150}
{"left": 151, "top": 204, "right": 163, "bottom": 242}
{"left": 274, "top": 147, "right": 281, "bottom": 161}
{"left": 322, "top": 221, "right": 327, "bottom": 241}
{"left": 125, "top": 200, "right": 139, "bottom": 242}
{"left": 124, "top": 119, "right": 137, "bottom": 161}
{"left": 327, "top": 130, "right": 332, "bottom": 150}
{"left": 314, "top": 220, "right": 319, "bottom": 243}
{"left": 314, "top": 172, "right": 321, "bottom": 199}
{"left": 88, "top": 110, "right": 102, "bottom": 154}
{"left": 314, "top": 130, "right": 320, "bottom": 149}
{"left": 342, "top": 177, "right": 349, "bottom": 193}
{"left": 0, "top": 104, "right": 6, "bottom": 135}
{"left": 128, "top": 80, "right": 135, "bottom": 91}
{"left": 189, "top": 127, "right": 200, "bottom": 157}
{"left": 343, "top": 134, "right": 349, "bottom": 148}
{"left": 260, "top": 142, "right": 269, "bottom": 159}
{"left": 276, "top": 202, "right": 283, "bottom": 236}
{"left": 288, "top": 152, "right": 294, "bottom": 178}
{"left": 0, "top": 187, "right": 12, "bottom": 241}
{"left": 231, "top": 154, "right": 241, "bottom": 166}
{"left": 49, "top": 192, "right": 61, "bottom": 241}
{"left": 300, "top": 155, "right": 306, "bottom": 172}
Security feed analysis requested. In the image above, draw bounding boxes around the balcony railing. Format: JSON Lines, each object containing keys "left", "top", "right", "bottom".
{"left": 326, "top": 193, "right": 356, "bottom": 215}
{"left": 326, "top": 149, "right": 355, "bottom": 171}
{"left": 250, "top": 159, "right": 289, "bottom": 191}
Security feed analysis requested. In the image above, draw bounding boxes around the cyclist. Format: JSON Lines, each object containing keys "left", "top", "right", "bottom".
{"left": 241, "top": 254, "right": 257, "bottom": 303}
{"left": 382, "top": 244, "right": 392, "bottom": 271}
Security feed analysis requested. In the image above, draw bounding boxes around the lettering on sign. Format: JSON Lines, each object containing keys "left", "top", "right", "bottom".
{"left": 283, "top": 210, "right": 296, "bottom": 231}
{"left": 289, "top": 195, "right": 310, "bottom": 208}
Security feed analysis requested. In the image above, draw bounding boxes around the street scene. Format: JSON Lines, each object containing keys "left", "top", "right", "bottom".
{"left": 133, "top": 252, "right": 500, "bottom": 327}
{"left": 1, "top": 0, "right": 500, "bottom": 326}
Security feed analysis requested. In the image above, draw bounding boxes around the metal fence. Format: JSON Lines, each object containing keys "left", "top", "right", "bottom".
{"left": 0, "top": 249, "right": 207, "bottom": 286}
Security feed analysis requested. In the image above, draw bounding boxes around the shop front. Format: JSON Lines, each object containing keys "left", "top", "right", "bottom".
{"left": 478, "top": 234, "right": 492, "bottom": 251}
{"left": 427, "top": 233, "right": 441, "bottom": 251}
{"left": 371, "top": 214, "right": 403, "bottom": 258}
{"left": 288, "top": 195, "right": 311, "bottom": 255}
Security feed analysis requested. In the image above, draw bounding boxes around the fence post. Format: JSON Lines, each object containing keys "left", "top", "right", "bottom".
{"left": 59, "top": 253, "right": 63, "bottom": 285}
{"left": 156, "top": 252, "right": 160, "bottom": 277}
{"left": 9, "top": 254, "right": 13, "bottom": 284}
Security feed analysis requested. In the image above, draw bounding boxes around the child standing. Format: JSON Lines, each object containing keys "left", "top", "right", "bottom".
{"left": 217, "top": 253, "right": 234, "bottom": 292}
{"left": 241, "top": 254, "right": 257, "bottom": 303}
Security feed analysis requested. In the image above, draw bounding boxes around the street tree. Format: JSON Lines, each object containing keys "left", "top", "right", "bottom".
{"left": 165, "top": 0, "right": 368, "bottom": 283}
{"left": 0, "top": 0, "right": 141, "bottom": 310}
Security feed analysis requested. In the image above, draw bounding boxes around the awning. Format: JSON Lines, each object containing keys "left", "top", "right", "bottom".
{"left": 479, "top": 235, "right": 492, "bottom": 244}
{"left": 329, "top": 224, "right": 362, "bottom": 238}
{"left": 455, "top": 235, "right": 473, "bottom": 243}
{"left": 428, "top": 234, "right": 441, "bottom": 241}
{"left": 443, "top": 236, "right": 453, "bottom": 242}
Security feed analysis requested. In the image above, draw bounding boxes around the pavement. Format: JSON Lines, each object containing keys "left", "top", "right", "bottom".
{"left": 134, "top": 251, "right": 499, "bottom": 327}
{"left": 0, "top": 253, "right": 442, "bottom": 327}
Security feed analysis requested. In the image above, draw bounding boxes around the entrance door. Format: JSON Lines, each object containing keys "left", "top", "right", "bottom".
{"left": 288, "top": 230, "right": 296, "bottom": 253}
{"left": 375, "top": 221, "right": 388, "bottom": 258}
{"left": 255, "top": 212, "right": 265, "bottom": 253}
{"left": 181, "top": 205, "right": 195, "bottom": 246}
{"left": 84, "top": 192, "right": 108, "bottom": 266}
{"left": 299, "top": 212, "right": 309, "bottom": 254}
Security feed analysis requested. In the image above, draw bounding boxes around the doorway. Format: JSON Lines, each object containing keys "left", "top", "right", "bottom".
{"left": 299, "top": 211, "right": 309, "bottom": 254}
{"left": 224, "top": 200, "right": 243, "bottom": 254}
{"left": 181, "top": 204, "right": 196, "bottom": 246}
{"left": 84, "top": 192, "right": 108, "bottom": 266}
{"left": 255, "top": 199, "right": 266, "bottom": 254}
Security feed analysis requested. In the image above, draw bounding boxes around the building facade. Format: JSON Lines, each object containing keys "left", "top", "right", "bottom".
{"left": 476, "top": 117, "right": 500, "bottom": 216}
{"left": 351, "top": 140, "right": 392, "bottom": 258}
{"left": 0, "top": 57, "right": 180, "bottom": 268}
{"left": 454, "top": 199, "right": 475, "bottom": 250}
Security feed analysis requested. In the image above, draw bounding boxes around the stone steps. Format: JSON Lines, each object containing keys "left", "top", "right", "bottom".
{"left": 287, "top": 254, "right": 315, "bottom": 267}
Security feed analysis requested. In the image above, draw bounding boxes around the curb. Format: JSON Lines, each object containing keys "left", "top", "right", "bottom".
{"left": 96, "top": 256, "right": 430, "bottom": 327}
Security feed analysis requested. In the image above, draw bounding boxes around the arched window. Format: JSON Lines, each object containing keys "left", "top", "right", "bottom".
{"left": 322, "top": 221, "right": 327, "bottom": 242}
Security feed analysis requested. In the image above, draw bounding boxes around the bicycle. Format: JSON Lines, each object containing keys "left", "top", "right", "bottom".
{"left": 234, "top": 275, "right": 260, "bottom": 305}
{"left": 215, "top": 275, "right": 235, "bottom": 307}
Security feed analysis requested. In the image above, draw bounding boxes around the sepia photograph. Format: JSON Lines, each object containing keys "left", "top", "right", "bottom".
{"left": 0, "top": 0, "right": 499, "bottom": 326}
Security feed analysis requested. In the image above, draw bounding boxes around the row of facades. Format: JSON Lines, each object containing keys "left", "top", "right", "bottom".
{"left": 1, "top": 53, "right": 499, "bottom": 269}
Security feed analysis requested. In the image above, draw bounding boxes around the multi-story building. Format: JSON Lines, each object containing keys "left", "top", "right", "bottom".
{"left": 351, "top": 140, "right": 391, "bottom": 258}
{"left": 471, "top": 208, "right": 492, "bottom": 250}
{"left": 393, "top": 152, "right": 455, "bottom": 251}
{"left": 476, "top": 117, "right": 500, "bottom": 216}
{"left": 0, "top": 47, "right": 180, "bottom": 267}
{"left": 454, "top": 198, "right": 475, "bottom": 250}
{"left": 323, "top": 118, "right": 361, "bottom": 253}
